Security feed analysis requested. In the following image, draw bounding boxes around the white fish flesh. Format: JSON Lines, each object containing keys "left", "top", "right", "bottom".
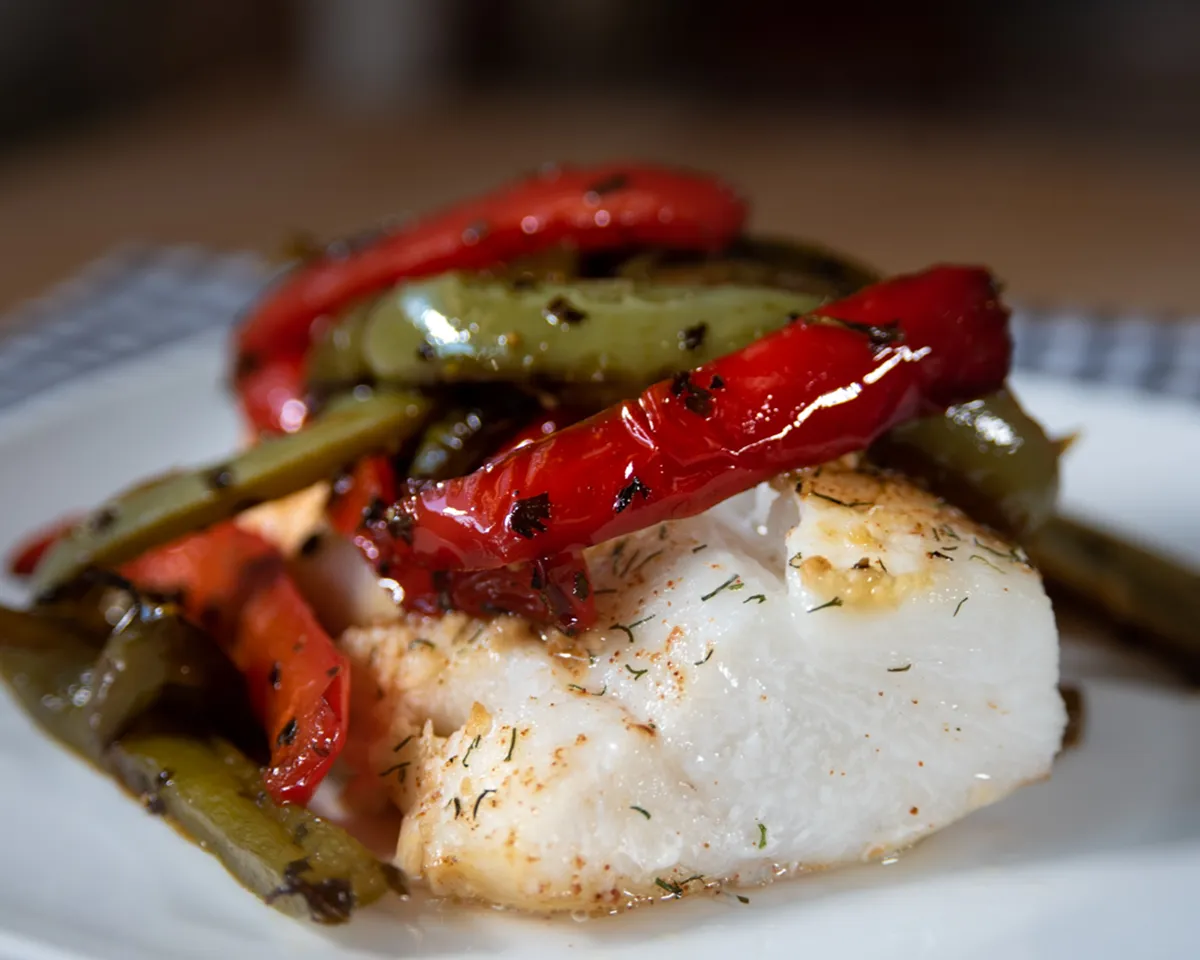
{"left": 335, "top": 460, "right": 1065, "bottom": 912}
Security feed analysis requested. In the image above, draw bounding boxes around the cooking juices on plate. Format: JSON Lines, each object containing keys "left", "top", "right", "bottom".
{"left": 4, "top": 164, "right": 1074, "bottom": 922}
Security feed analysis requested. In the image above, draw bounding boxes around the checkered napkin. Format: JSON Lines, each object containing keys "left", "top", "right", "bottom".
{"left": 1, "top": 245, "right": 1197, "bottom": 411}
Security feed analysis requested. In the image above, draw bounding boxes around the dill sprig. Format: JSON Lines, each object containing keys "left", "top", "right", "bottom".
{"left": 806, "top": 597, "right": 843, "bottom": 613}
{"left": 701, "top": 574, "right": 743, "bottom": 602}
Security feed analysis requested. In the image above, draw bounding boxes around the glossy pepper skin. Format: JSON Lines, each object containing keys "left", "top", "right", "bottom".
{"left": 327, "top": 455, "right": 595, "bottom": 631}
{"left": 362, "top": 265, "right": 1012, "bottom": 572}
{"left": 121, "top": 524, "right": 348, "bottom": 805}
{"left": 235, "top": 164, "right": 747, "bottom": 433}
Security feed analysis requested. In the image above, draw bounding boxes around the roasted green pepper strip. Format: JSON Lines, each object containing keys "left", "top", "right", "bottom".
{"left": 407, "top": 394, "right": 538, "bottom": 480}
{"left": 0, "top": 607, "right": 104, "bottom": 761}
{"left": 109, "top": 732, "right": 402, "bottom": 923}
{"left": 32, "top": 391, "right": 433, "bottom": 594}
{"left": 0, "top": 602, "right": 402, "bottom": 923}
{"left": 617, "top": 235, "right": 879, "bottom": 298}
{"left": 327, "top": 274, "right": 825, "bottom": 392}
{"left": 871, "top": 389, "right": 1060, "bottom": 538}
{"left": 1027, "top": 517, "right": 1200, "bottom": 681}
{"left": 0, "top": 604, "right": 246, "bottom": 760}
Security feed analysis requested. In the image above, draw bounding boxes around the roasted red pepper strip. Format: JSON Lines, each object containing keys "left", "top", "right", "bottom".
{"left": 363, "top": 266, "right": 1011, "bottom": 570}
{"left": 120, "top": 524, "right": 348, "bottom": 805}
{"left": 327, "top": 455, "right": 595, "bottom": 630}
{"left": 236, "top": 353, "right": 312, "bottom": 434}
{"left": 234, "top": 164, "right": 745, "bottom": 432}
{"left": 7, "top": 515, "right": 81, "bottom": 577}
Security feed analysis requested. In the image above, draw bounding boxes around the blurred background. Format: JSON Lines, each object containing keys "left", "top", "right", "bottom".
{"left": 1, "top": 0, "right": 1198, "bottom": 314}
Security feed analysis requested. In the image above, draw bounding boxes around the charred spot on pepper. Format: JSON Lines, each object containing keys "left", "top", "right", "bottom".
{"left": 268, "top": 661, "right": 282, "bottom": 690}
{"left": 461, "top": 219, "right": 490, "bottom": 245}
{"left": 585, "top": 172, "right": 630, "bottom": 199}
{"left": 669, "top": 371, "right": 715, "bottom": 417}
{"left": 206, "top": 465, "right": 235, "bottom": 491}
{"left": 328, "top": 469, "right": 355, "bottom": 505}
{"left": 362, "top": 496, "right": 388, "bottom": 526}
{"left": 573, "top": 570, "right": 591, "bottom": 600}
{"left": 416, "top": 340, "right": 437, "bottom": 362}
{"left": 508, "top": 493, "right": 552, "bottom": 539}
{"left": 543, "top": 295, "right": 588, "bottom": 326}
{"left": 89, "top": 505, "right": 119, "bottom": 533}
{"left": 679, "top": 323, "right": 708, "bottom": 351}
{"left": 276, "top": 717, "right": 298, "bottom": 748}
{"left": 811, "top": 314, "right": 905, "bottom": 350}
{"left": 614, "top": 476, "right": 651, "bottom": 513}
{"left": 233, "top": 351, "right": 261, "bottom": 379}
{"left": 384, "top": 507, "right": 414, "bottom": 545}
{"left": 709, "top": 374, "right": 725, "bottom": 390}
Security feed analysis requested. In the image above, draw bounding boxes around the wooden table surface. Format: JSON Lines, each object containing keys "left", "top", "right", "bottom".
{"left": 2, "top": 85, "right": 1199, "bottom": 319}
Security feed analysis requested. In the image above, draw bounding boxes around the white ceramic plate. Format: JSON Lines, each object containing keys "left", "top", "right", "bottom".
{"left": 0, "top": 332, "right": 1197, "bottom": 960}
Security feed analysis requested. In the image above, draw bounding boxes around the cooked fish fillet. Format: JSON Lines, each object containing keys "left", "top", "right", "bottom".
{"left": 335, "top": 461, "right": 1065, "bottom": 912}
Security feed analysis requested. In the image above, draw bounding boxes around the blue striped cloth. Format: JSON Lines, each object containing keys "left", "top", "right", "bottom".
{"left": 0, "top": 245, "right": 1197, "bottom": 412}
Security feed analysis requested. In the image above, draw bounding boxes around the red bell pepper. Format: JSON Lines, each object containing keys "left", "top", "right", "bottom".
{"left": 121, "top": 524, "right": 348, "bottom": 805}
{"left": 7, "top": 516, "right": 82, "bottom": 577}
{"left": 360, "top": 265, "right": 1012, "bottom": 571}
{"left": 327, "top": 454, "right": 594, "bottom": 631}
{"left": 234, "top": 164, "right": 746, "bottom": 433}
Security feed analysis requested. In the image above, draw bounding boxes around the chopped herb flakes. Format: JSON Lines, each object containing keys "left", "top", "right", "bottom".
{"left": 806, "top": 597, "right": 843, "bottom": 613}
{"left": 969, "top": 554, "right": 1005, "bottom": 573}
{"left": 625, "top": 664, "right": 649, "bottom": 680}
{"left": 679, "top": 322, "right": 708, "bottom": 351}
{"left": 701, "top": 574, "right": 743, "bottom": 602}
{"left": 811, "top": 491, "right": 872, "bottom": 508}
{"left": 473, "top": 789, "right": 497, "bottom": 819}
{"left": 953, "top": 596, "right": 969, "bottom": 617}
{"left": 629, "top": 549, "right": 664, "bottom": 575}
{"left": 567, "top": 683, "right": 607, "bottom": 696}
{"left": 887, "top": 664, "right": 912, "bottom": 673}
{"left": 757, "top": 823, "right": 767, "bottom": 849}
{"left": 462, "top": 734, "right": 482, "bottom": 768}
{"left": 788, "top": 551, "right": 804, "bottom": 569}
{"left": 613, "top": 476, "right": 651, "bottom": 514}
{"left": 743, "top": 593, "right": 766, "bottom": 604}
{"left": 630, "top": 805, "right": 652, "bottom": 819}
{"left": 691, "top": 543, "right": 708, "bottom": 553}
{"left": 655, "top": 874, "right": 705, "bottom": 899}
{"left": 611, "top": 615, "right": 653, "bottom": 644}
{"left": 508, "top": 492, "right": 552, "bottom": 539}
{"left": 694, "top": 648, "right": 714, "bottom": 666}
{"left": 379, "top": 762, "right": 409, "bottom": 782}
{"left": 393, "top": 735, "right": 414, "bottom": 753}
{"left": 504, "top": 728, "right": 518, "bottom": 762}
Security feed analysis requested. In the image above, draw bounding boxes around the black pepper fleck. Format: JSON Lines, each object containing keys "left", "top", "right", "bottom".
{"left": 543, "top": 295, "right": 588, "bottom": 326}
{"left": 207, "top": 466, "right": 235, "bottom": 490}
{"left": 508, "top": 493, "right": 552, "bottom": 539}
{"left": 585, "top": 172, "right": 629, "bottom": 197}
{"left": 679, "top": 323, "right": 708, "bottom": 351}
{"left": 277, "top": 717, "right": 298, "bottom": 747}
{"left": 613, "top": 476, "right": 651, "bottom": 513}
